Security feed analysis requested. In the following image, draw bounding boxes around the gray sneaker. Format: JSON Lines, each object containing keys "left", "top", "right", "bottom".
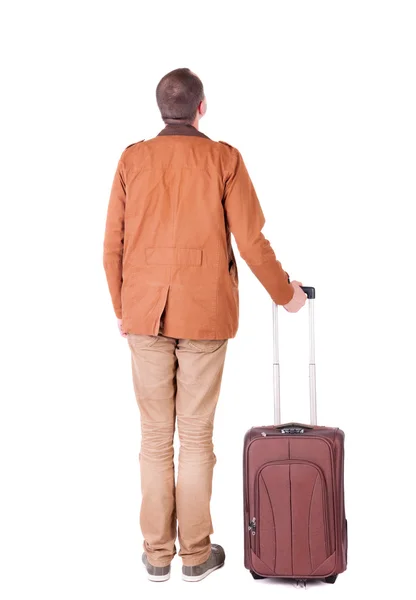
{"left": 182, "top": 544, "right": 225, "bottom": 582}
{"left": 142, "top": 553, "right": 171, "bottom": 582}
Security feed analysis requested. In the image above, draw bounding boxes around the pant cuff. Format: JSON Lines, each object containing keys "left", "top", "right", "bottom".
{"left": 181, "top": 548, "right": 211, "bottom": 567}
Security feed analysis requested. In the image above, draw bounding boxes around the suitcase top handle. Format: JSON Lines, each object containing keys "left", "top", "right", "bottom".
{"left": 278, "top": 422, "right": 315, "bottom": 435}
{"left": 280, "top": 427, "right": 305, "bottom": 434}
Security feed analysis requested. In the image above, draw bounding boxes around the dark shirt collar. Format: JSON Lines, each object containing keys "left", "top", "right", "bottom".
{"left": 157, "top": 123, "right": 210, "bottom": 139}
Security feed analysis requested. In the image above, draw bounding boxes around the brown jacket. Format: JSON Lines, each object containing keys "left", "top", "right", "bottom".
{"left": 103, "top": 123, "right": 294, "bottom": 339}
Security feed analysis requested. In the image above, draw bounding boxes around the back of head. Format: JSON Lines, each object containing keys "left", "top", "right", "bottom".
{"left": 156, "top": 68, "right": 205, "bottom": 125}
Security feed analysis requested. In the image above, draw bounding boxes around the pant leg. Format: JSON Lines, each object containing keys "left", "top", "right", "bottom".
{"left": 174, "top": 338, "right": 228, "bottom": 567}
{"left": 128, "top": 333, "right": 177, "bottom": 567}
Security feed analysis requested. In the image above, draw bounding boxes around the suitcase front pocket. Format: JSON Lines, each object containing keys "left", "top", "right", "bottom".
{"left": 253, "top": 460, "right": 331, "bottom": 576}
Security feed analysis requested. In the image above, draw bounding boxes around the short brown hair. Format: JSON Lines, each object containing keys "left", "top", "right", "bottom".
{"left": 156, "top": 68, "right": 204, "bottom": 124}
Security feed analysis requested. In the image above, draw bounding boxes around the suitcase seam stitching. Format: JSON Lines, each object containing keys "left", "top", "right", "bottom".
{"left": 308, "top": 473, "right": 319, "bottom": 574}
{"left": 260, "top": 473, "right": 277, "bottom": 573}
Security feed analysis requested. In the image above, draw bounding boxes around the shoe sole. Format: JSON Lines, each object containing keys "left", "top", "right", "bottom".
{"left": 182, "top": 562, "right": 224, "bottom": 582}
{"left": 147, "top": 572, "right": 170, "bottom": 582}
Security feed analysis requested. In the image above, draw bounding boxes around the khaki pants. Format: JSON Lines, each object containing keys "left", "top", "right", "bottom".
{"left": 127, "top": 332, "right": 228, "bottom": 568}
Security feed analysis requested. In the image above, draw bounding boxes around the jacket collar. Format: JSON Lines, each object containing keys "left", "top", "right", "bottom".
{"left": 157, "top": 123, "right": 210, "bottom": 139}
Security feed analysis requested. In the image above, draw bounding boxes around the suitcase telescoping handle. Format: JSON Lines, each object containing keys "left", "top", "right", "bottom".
{"left": 272, "top": 286, "right": 317, "bottom": 426}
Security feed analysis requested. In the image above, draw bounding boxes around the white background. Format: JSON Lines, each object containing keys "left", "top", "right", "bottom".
{"left": 1, "top": 1, "right": 415, "bottom": 598}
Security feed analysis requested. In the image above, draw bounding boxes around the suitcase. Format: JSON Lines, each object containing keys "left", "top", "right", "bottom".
{"left": 243, "top": 287, "right": 347, "bottom": 584}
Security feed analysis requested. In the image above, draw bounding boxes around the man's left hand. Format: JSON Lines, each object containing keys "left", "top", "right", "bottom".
{"left": 117, "top": 318, "right": 127, "bottom": 338}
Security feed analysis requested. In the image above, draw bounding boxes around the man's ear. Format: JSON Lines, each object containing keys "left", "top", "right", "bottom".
{"left": 199, "top": 98, "right": 207, "bottom": 117}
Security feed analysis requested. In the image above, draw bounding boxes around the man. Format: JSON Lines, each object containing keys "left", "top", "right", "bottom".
{"left": 103, "top": 68, "right": 306, "bottom": 583}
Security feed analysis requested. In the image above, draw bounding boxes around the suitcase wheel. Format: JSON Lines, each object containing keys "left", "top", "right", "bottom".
{"left": 324, "top": 575, "right": 338, "bottom": 584}
{"left": 250, "top": 570, "right": 265, "bottom": 580}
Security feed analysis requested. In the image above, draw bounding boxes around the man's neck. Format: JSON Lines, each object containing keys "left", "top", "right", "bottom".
{"left": 157, "top": 122, "right": 210, "bottom": 139}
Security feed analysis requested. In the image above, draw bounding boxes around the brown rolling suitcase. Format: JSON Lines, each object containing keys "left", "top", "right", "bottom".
{"left": 243, "top": 288, "right": 347, "bottom": 584}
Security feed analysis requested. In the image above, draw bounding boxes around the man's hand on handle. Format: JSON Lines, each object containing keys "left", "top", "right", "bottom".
{"left": 283, "top": 281, "right": 307, "bottom": 313}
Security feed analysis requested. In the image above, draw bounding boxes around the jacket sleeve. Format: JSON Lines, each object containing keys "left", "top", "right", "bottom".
{"left": 103, "top": 157, "right": 126, "bottom": 318}
{"left": 223, "top": 148, "right": 294, "bottom": 305}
